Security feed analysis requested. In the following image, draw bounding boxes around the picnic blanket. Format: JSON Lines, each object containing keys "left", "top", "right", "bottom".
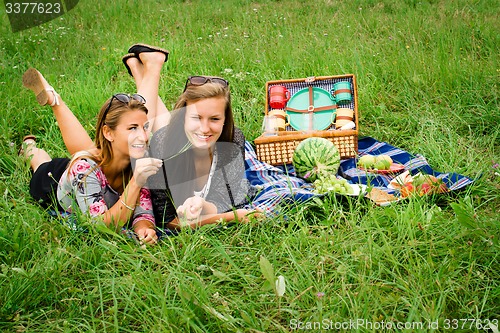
{"left": 245, "top": 136, "right": 474, "bottom": 214}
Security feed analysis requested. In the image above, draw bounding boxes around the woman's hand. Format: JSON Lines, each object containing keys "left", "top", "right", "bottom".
{"left": 176, "top": 196, "right": 217, "bottom": 227}
{"left": 133, "top": 158, "right": 163, "bottom": 187}
{"left": 176, "top": 196, "right": 204, "bottom": 225}
{"left": 133, "top": 220, "right": 158, "bottom": 245}
{"left": 233, "top": 208, "right": 263, "bottom": 223}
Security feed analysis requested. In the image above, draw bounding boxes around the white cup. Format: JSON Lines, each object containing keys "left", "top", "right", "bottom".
{"left": 339, "top": 121, "right": 355, "bottom": 130}
{"left": 262, "top": 115, "right": 279, "bottom": 136}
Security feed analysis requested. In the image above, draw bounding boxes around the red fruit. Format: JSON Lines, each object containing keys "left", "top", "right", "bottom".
{"left": 420, "top": 183, "right": 432, "bottom": 195}
{"left": 400, "top": 183, "right": 414, "bottom": 197}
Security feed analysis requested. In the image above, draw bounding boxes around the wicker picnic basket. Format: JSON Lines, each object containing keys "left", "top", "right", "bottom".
{"left": 254, "top": 74, "right": 359, "bottom": 165}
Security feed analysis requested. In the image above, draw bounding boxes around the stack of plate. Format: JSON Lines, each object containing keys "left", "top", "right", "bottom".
{"left": 286, "top": 87, "right": 336, "bottom": 131}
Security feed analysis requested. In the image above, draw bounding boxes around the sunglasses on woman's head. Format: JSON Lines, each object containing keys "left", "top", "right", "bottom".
{"left": 183, "top": 76, "right": 229, "bottom": 92}
{"left": 103, "top": 93, "right": 146, "bottom": 118}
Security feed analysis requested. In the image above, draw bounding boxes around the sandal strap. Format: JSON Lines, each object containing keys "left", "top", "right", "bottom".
{"left": 46, "top": 87, "right": 60, "bottom": 106}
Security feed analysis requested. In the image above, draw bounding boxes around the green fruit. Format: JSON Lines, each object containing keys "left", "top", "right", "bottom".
{"left": 312, "top": 174, "right": 355, "bottom": 195}
{"left": 292, "top": 137, "right": 340, "bottom": 182}
{"left": 374, "top": 159, "right": 391, "bottom": 170}
{"left": 358, "top": 155, "right": 376, "bottom": 169}
{"left": 376, "top": 155, "right": 393, "bottom": 165}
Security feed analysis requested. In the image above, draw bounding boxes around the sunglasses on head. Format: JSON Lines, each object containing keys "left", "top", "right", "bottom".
{"left": 103, "top": 93, "right": 146, "bottom": 118}
{"left": 183, "top": 76, "right": 229, "bottom": 92}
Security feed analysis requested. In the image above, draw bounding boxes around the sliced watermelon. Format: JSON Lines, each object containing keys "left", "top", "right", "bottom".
{"left": 292, "top": 137, "right": 340, "bottom": 182}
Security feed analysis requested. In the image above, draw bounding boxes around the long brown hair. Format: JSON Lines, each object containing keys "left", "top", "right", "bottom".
{"left": 67, "top": 96, "right": 148, "bottom": 179}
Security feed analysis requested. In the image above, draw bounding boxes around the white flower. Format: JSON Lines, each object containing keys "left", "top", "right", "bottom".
{"left": 275, "top": 275, "right": 286, "bottom": 297}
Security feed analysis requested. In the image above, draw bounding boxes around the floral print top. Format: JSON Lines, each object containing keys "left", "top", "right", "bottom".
{"left": 56, "top": 157, "right": 155, "bottom": 227}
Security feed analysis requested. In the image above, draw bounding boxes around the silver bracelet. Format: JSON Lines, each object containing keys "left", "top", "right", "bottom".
{"left": 120, "top": 198, "right": 135, "bottom": 211}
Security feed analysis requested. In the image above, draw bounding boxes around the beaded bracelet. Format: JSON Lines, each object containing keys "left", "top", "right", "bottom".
{"left": 120, "top": 198, "right": 135, "bottom": 211}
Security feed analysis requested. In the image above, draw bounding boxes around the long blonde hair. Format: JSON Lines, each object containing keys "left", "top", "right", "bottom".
{"left": 174, "top": 82, "right": 234, "bottom": 142}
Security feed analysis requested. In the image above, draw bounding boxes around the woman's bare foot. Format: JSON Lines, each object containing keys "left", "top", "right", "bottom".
{"left": 22, "top": 68, "right": 59, "bottom": 106}
{"left": 137, "top": 51, "right": 166, "bottom": 71}
{"left": 124, "top": 44, "right": 171, "bottom": 131}
{"left": 125, "top": 56, "right": 145, "bottom": 87}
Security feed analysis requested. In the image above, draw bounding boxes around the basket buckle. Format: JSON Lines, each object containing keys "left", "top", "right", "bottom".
{"left": 305, "top": 76, "right": 316, "bottom": 83}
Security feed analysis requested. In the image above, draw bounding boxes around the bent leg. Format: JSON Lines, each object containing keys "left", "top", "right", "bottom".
{"left": 52, "top": 101, "right": 94, "bottom": 154}
{"left": 23, "top": 68, "right": 93, "bottom": 155}
{"left": 21, "top": 137, "right": 52, "bottom": 173}
{"left": 126, "top": 55, "right": 170, "bottom": 132}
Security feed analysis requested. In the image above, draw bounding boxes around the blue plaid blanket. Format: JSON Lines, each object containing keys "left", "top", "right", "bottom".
{"left": 245, "top": 136, "right": 474, "bottom": 214}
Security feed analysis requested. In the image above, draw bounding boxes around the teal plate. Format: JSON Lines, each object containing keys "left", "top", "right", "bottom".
{"left": 286, "top": 87, "right": 336, "bottom": 131}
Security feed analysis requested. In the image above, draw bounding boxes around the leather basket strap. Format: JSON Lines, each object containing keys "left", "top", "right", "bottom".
{"left": 286, "top": 105, "right": 336, "bottom": 113}
{"left": 285, "top": 85, "right": 337, "bottom": 113}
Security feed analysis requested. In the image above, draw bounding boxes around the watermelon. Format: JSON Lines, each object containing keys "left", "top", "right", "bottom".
{"left": 292, "top": 137, "right": 340, "bottom": 182}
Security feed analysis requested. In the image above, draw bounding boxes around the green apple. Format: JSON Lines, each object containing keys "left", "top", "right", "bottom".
{"left": 376, "top": 154, "right": 393, "bottom": 165}
{"left": 358, "top": 155, "right": 376, "bottom": 169}
{"left": 374, "top": 159, "right": 391, "bottom": 170}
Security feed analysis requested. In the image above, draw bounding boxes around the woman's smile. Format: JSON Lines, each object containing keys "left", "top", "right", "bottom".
{"left": 185, "top": 96, "right": 225, "bottom": 149}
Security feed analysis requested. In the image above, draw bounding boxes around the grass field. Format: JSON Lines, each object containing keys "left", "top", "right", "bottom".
{"left": 0, "top": 0, "right": 499, "bottom": 332}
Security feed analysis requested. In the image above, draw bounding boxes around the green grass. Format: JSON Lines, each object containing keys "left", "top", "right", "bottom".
{"left": 1, "top": 0, "right": 499, "bottom": 332}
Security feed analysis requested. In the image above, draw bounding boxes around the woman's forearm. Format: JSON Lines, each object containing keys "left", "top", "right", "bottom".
{"left": 103, "top": 177, "right": 141, "bottom": 229}
{"left": 166, "top": 209, "right": 251, "bottom": 229}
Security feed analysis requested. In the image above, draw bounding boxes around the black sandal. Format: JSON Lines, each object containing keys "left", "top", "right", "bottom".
{"left": 122, "top": 53, "right": 136, "bottom": 77}
{"left": 127, "top": 43, "right": 169, "bottom": 63}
